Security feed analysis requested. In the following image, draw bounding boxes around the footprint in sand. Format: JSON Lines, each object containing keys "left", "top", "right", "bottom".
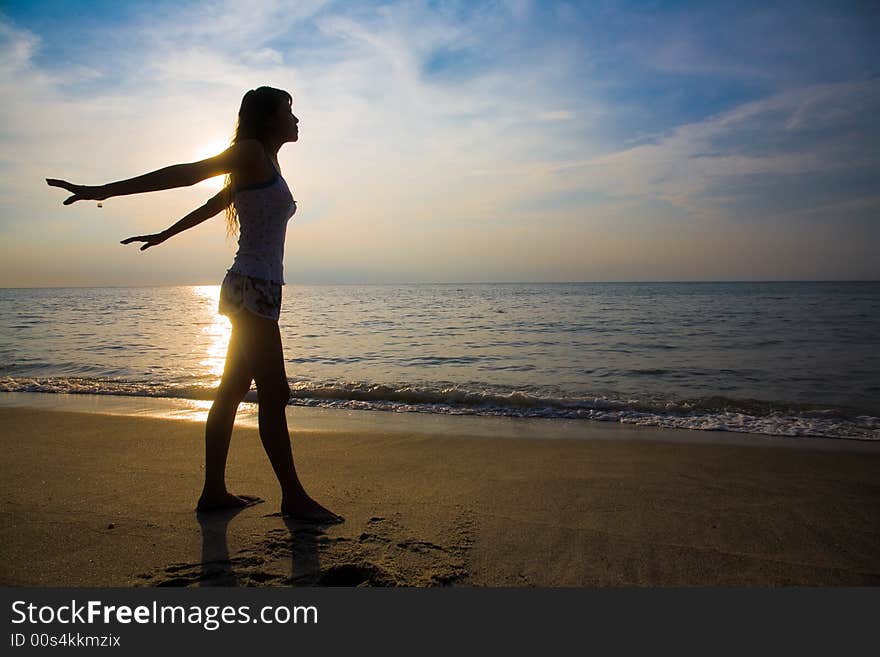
{"left": 141, "top": 510, "right": 475, "bottom": 587}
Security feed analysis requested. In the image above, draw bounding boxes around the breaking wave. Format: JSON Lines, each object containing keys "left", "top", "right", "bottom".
{"left": 2, "top": 376, "right": 877, "bottom": 441}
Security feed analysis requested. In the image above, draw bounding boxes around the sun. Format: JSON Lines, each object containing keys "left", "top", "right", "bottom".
{"left": 194, "top": 139, "right": 231, "bottom": 191}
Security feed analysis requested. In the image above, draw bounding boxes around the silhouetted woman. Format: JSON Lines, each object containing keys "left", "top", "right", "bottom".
{"left": 47, "top": 86, "right": 342, "bottom": 523}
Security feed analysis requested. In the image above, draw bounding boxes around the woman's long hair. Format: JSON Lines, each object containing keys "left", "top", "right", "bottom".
{"left": 222, "top": 86, "right": 293, "bottom": 239}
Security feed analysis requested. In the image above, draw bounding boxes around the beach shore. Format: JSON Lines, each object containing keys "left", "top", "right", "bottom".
{"left": 1, "top": 405, "right": 878, "bottom": 586}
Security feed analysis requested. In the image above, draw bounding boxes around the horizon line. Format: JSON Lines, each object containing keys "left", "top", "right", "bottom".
{"left": 1, "top": 279, "right": 879, "bottom": 290}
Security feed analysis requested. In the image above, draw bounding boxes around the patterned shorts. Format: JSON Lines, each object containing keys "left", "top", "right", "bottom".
{"left": 218, "top": 269, "right": 282, "bottom": 322}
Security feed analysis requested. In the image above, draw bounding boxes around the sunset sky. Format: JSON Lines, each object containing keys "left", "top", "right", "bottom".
{"left": 1, "top": 0, "right": 878, "bottom": 286}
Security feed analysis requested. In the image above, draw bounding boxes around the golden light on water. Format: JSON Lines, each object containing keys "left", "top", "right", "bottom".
{"left": 172, "top": 399, "right": 214, "bottom": 424}
{"left": 191, "top": 285, "right": 230, "bottom": 387}
{"left": 193, "top": 140, "right": 230, "bottom": 191}
{"left": 182, "top": 285, "right": 259, "bottom": 427}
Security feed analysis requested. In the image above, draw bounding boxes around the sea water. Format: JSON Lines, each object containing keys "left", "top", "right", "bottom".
{"left": 1, "top": 281, "right": 878, "bottom": 440}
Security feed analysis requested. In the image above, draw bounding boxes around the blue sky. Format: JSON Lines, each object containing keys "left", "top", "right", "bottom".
{"left": 1, "top": 0, "right": 878, "bottom": 285}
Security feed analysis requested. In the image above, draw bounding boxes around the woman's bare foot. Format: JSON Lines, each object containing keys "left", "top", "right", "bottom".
{"left": 281, "top": 493, "right": 344, "bottom": 524}
{"left": 197, "top": 492, "right": 264, "bottom": 512}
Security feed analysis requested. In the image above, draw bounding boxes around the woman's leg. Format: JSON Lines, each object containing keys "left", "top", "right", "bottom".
{"left": 234, "top": 308, "right": 342, "bottom": 523}
{"left": 197, "top": 316, "right": 261, "bottom": 510}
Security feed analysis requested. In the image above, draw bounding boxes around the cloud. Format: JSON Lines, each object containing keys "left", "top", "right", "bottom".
{"left": 1, "top": 1, "right": 878, "bottom": 284}
{"left": 548, "top": 78, "right": 880, "bottom": 227}
{"left": 131, "top": 0, "right": 331, "bottom": 49}
{"left": 0, "top": 16, "right": 40, "bottom": 72}
{"left": 241, "top": 47, "right": 284, "bottom": 67}
{"left": 538, "top": 110, "right": 575, "bottom": 121}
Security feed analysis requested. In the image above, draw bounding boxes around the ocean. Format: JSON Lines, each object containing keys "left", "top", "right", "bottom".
{"left": 1, "top": 281, "right": 878, "bottom": 440}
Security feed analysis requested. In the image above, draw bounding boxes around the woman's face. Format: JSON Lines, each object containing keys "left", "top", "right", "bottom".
{"left": 275, "top": 101, "right": 299, "bottom": 143}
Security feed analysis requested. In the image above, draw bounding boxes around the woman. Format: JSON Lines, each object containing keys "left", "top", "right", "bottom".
{"left": 46, "top": 87, "right": 342, "bottom": 524}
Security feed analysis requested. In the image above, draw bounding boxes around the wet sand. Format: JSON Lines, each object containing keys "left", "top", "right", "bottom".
{"left": 1, "top": 406, "right": 878, "bottom": 586}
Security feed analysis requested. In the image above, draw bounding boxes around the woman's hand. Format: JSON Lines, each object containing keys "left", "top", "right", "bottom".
{"left": 45, "top": 178, "right": 108, "bottom": 205}
{"left": 120, "top": 232, "right": 169, "bottom": 251}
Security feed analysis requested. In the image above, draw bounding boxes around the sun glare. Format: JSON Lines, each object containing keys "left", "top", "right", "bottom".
{"left": 190, "top": 285, "right": 231, "bottom": 386}
{"left": 194, "top": 140, "right": 230, "bottom": 191}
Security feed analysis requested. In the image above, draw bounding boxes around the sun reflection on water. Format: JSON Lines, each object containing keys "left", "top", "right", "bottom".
{"left": 190, "top": 285, "right": 230, "bottom": 388}
{"left": 172, "top": 398, "right": 214, "bottom": 423}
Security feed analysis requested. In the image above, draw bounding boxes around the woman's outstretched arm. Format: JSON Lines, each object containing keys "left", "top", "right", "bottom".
{"left": 46, "top": 141, "right": 254, "bottom": 205}
{"left": 120, "top": 188, "right": 231, "bottom": 251}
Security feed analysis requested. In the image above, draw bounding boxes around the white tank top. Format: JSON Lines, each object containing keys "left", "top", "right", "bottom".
{"left": 228, "top": 148, "right": 297, "bottom": 284}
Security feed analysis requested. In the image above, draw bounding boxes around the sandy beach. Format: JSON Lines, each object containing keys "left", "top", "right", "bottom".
{"left": 1, "top": 405, "right": 878, "bottom": 587}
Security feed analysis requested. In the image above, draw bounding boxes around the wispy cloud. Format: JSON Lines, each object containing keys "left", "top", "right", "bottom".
{"left": 551, "top": 78, "right": 880, "bottom": 226}
{"left": 1, "top": 0, "right": 878, "bottom": 285}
